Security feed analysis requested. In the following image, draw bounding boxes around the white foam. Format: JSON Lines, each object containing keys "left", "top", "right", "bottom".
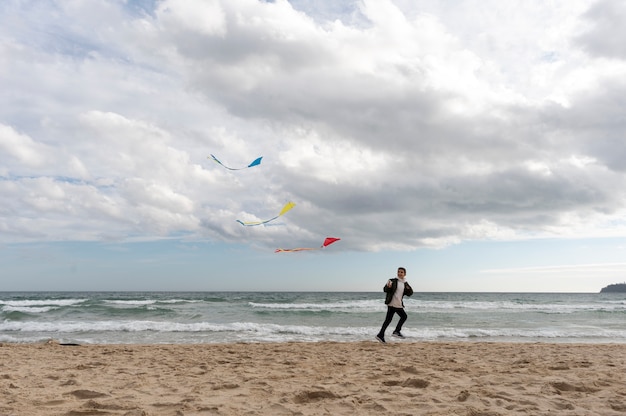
{"left": 405, "top": 299, "right": 626, "bottom": 313}
{"left": 3, "top": 306, "right": 57, "bottom": 313}
{"left": 249, "top": 299, "right": 382, "bottom": 311}
{"left": 103, "top": 300, "right": 157, "bottom": 306}
{"left": 0, "top": 299, "right": 87, "bottom": 307}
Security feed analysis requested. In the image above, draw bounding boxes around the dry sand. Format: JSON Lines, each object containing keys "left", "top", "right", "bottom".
{"left": 1, "top": 340, "right": 625, "bottom": 415}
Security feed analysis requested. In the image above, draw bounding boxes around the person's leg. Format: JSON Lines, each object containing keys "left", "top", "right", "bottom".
{"left": 377, "top": 307, "right": 395, "bottom": 339}
{"left": 394, "top": 308, "right": 407, "bottom": 333}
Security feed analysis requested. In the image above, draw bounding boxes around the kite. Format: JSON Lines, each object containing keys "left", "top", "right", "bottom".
{"left": 275, "top": 237, "right": 341, "bottom": 253}
{"left": 236, "top": 202, "right": 296, "bottom": 226}
{"left": 209, "top": 154, "right": 262, "bottom": 170}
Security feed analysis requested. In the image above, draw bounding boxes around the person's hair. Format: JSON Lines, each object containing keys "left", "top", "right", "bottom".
{"left": 398, "top": 267, "right": 406, "bottom": 273}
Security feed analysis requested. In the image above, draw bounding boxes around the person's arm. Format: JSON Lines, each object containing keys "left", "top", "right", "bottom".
{"left": 383, "top": 279, "right": 394, "bottom": 293}
{"left": 404, "top": 282, "right": 414, "bottom": 297}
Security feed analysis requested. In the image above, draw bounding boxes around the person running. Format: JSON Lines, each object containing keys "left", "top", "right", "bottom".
{"left": 376, "top": 267, "right": 413, "bottom": 343}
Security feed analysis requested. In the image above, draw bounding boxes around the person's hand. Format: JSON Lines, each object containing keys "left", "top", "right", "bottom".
{"left": 387, "top": 280, "right": 392, "bottom": 288}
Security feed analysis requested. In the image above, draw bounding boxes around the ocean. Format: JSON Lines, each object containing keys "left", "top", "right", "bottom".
{"left": 1, "top": 291, "right": 625, "bottom": 345}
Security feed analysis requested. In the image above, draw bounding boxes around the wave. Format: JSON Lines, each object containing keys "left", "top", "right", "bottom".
{"left": 0, "top": 299, "right": 88, "bottom": 315}
{"left": 406, "top": 299, "right": 626, "bottom": 313}
{"left": 2, "top": 306, "right": 58, "bottom": 314}
{"left": 247, "top": 298, "right": 626, "bottom": 315}
{"left": 102, "top": 299, "right": 204, "bottom": 307}
{"left": 0, "top": 299, "right": 87, "bottom": 307}
{"left": 1, "top": 310, "right": 32, "bottom": 321}
{"left": 103, "top": 300, "right": 159, "bottom": 306}
{"left": 249, "top": 299, "right": 382, "bottom": 311}
{"left": 0, "top": 319, "right": 369, "bottom": 336}
{"left": 414, "top": 326, "right": 626, "bottom": 341}
{"left": 3, "top": 292, "right": 626, "bottom": 344}
{"left": 3, "top": 320, "right": 626, "bottom": 345}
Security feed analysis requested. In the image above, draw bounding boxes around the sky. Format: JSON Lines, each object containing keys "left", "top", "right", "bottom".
{"left": 1, "top": 0, "right": 626, "bottom": 292}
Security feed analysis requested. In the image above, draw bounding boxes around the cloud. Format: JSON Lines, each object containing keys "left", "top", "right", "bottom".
{"left": 1, "top": 0, "right": 626, "bottom": 251}
{"left": 0, "top": 124, "right": 49, "bottom": 169}
{"left": 576, "top": 0, "right": 626, "bottom": 59}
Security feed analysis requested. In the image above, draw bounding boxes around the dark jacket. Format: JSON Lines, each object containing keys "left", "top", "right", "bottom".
{"left": 383, "top": 278, "right": 414, "bottom": 306}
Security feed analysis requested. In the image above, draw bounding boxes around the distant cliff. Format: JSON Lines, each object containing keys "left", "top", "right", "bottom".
{"left": 600, "top": 283, "right": 626, "bottom": 293}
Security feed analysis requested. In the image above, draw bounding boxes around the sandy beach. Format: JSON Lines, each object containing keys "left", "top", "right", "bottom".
{"left": 1, "top": 341, "right": 625, "bottom": 415}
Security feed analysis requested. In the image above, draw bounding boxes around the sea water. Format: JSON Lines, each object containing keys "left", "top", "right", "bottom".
{"left": 1, "top": 292, "right": 625, "bottom": 344}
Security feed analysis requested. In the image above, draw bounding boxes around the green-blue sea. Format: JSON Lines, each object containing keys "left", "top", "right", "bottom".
{"left": 1, "top": 292, "right": 625, "bottom": 344}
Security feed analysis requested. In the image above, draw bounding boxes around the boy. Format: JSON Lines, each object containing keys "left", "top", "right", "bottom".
{"left": 376, "top": 267, "right": 413, "bottom": 343}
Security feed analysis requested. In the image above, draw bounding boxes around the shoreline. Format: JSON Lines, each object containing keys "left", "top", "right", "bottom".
{"left": 7, "top": 337, "right": 626, "bottom": 348}
{"left": 2, "top": 340, "right": 625, "bottom": 415}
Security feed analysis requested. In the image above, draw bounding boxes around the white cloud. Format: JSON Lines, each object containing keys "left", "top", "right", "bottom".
{"left": 1, "top": 0, "right": 626, "bottom": 252}
{"left": 157, "top": 0, "right": 227, "bottom": 36}
{"left": 0, "top": 124, "right": 49, "bottom": 169}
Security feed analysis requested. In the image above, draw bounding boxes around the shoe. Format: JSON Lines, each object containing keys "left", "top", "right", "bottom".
{"left": 392, "top": 331, "right": 405, "bottom": 339}
{"left": 375, "top": 335, "right": 386, "bottom": 343}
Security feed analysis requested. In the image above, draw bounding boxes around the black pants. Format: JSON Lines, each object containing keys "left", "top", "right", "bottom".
{"left": 378, "top": 306, "right": 407, "bottom": 337}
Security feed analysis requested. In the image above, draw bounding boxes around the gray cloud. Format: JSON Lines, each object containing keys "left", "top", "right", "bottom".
{"left": 577, "top": 0, "right": 626, "bottom": 59}
{"left": 1, "top": 0, "right": 625, "bottom": 251}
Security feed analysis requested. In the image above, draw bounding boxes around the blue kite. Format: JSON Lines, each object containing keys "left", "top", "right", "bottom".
{"left": 209, "top": 154, "right": 262, "bottom": 170}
